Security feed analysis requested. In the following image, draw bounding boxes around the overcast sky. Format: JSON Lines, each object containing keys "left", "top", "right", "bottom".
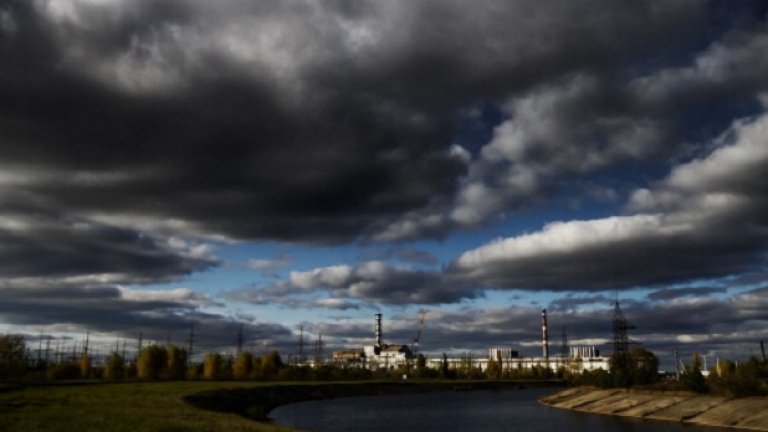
{"left": 1, "top": 0, "right": 767, "bottom": 368}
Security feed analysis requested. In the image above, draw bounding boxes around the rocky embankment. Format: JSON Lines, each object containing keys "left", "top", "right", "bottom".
{"left": 540, "top": 387, "right": 768, "bottom": 431}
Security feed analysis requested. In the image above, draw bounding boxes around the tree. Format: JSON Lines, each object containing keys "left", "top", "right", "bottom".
{"left": 260, "top": 351, "right": 283, "bottom": 379}
{"left": 137, "top": 345, "right": 167, "bottom": 380}
{"left": 0, "top": 335, "right": 27, "bottom": 379}
{"left": 79, "top": 353, "right": 91, "bottom": 379}
{"left": 630, "top": 348, "right": 659, "bottom": 385}
{"left": 103, "top": 353, "right": 125, "bottom": 381}
{"left": 203, "top": 352, "right": 225, "bottom": 380}
{"left": 416, "top": 354, "right": 427, "bottom": 372}
{"left": 440, "top": 353, "right": 450, "bottom": 379}
{"left": 233, "top": 352, "right": 253, "bottom": 380}
{"left": 485, "top": 356, "right": 501, "bottom": 380}
{"left": 680, "top": 352, "right": 707, "bottom": 393}
{"left": 609, "top": 348, "right": 660, "bottom": 387}
{"left": 707, "top": 357, "right": 762, "bottom": 396}
{"left": 165, "top": 346, "right": 187, "bottom": 380}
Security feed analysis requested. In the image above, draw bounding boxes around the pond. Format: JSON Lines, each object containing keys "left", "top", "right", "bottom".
{"left": 270, "top": 387, "right": 726, "bottom": 432}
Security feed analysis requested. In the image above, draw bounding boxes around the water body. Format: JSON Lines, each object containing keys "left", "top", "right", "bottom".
{"left": 270, "top": 387, "right": 726, "bottom": 432}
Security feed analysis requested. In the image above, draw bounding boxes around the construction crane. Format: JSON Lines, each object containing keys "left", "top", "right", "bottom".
{"left": 412, "top": 310, "right": 428, "bottom": 355}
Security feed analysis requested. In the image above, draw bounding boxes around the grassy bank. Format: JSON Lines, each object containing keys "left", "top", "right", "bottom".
{"left": 0, "top": 380, "right": 563, "bottom": 432}
{"left": 0, "top": 381, "right": 294, "bottom": 432}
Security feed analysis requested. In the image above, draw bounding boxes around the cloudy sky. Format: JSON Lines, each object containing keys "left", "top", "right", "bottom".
{"left": 1, "top": 0, "right": 767, "bottom": 368}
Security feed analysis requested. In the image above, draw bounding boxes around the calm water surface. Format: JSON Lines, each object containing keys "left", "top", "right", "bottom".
{"left": 270, "top": 387, "right": 726, "bottom": 432}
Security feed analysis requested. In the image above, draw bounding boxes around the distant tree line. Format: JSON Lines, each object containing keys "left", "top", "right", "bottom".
{"left": 1, "top": 334, "right": 563, "bottom": 383}
{"left": 566, "top": 347, "right": 768, "bottom": 397}
{"left": 567, "top": 348, "right": 660, "bottom": 388}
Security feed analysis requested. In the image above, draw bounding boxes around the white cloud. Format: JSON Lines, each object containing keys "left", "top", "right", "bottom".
{"left": 454, "top": 110, "right": 768, "bottom": 290}
{"left": 630, "top": 28, "right": 768, "bottom": 108}
{"left": 288, "top": 265, "right": 353, "bottom": 290}
{"left": 456, "top": 214, "right": 682, "bottom": 269}
{"left": 118, "top": 287, "right": 218, "bottom": 306}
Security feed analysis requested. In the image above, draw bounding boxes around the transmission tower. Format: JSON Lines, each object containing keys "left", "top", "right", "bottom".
{"left": 187, "top": 325, "right": 195, "bottom": 366}
{"left": 612, "top": 300, "right": 635, "bottom": 354}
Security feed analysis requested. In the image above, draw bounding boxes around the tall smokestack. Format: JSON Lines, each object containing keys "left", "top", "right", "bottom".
{"left": 375, "top": 313, "right": 383, "bottom": 348}
{"left": 541, "top": 309, "right": 549, "bottom": 360}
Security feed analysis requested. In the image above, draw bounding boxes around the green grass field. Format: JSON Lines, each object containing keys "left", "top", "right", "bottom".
{"left": 0, "top": 382, "right": 297, "bottom": 432}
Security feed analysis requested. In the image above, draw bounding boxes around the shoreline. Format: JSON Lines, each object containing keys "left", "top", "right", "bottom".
{"left": 540, "top": 387, "right": 768, "bottom": 431}
{"left": 183, "top": 379, "right": 564, "bottom": 422}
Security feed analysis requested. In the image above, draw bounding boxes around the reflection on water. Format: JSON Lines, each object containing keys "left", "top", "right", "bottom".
{"left": 270, "top": 387, "right": 726, "bottom": 432}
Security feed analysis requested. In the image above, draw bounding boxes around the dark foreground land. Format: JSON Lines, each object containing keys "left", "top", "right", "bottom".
{"left": 0, "top": 380, "right": 562, "bottom": 432}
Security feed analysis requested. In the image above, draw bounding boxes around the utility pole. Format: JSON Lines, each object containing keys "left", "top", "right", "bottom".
{"left": 236, "top": 324, "right": 244, "bottom": 356}
{"left": 137, "top": 332, "right": 143, "bottom": 361}
{"left": 187, "top": 325, "right": 195, "bottom": 366}
{"left": 44, "top": 335, "right": 51, "bottom": 365}
{"left": 37, "top": 330, "right": 43, "bottom": 366}
{"left": 674, "top": 348, "right": 680, "bottom": 380}
{"left": 761, "top": 340, "right": 766, "bottom": 362}
{"left": 314, "top": 333, "right": 323, "bottom": 367}
{"left": 298, "top": 326, "right": 305, "bottom": 364}
{"left": 541, "top": 309, "right": 549, "bottom": 364}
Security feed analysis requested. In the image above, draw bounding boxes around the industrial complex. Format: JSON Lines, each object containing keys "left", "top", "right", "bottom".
{"left": 331, "top": 309, "right": 611, "bottom": 373}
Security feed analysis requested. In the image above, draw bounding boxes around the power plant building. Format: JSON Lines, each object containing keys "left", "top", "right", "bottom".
{"left": 332, "top": 313, "right": 412, "bottom": 369}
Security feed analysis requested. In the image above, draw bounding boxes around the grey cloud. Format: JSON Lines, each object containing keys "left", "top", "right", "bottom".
{"left": 548, "top": 295, "right": 613, "bottom": 312}
{"left": 227, "top": 261, "right": 479, "bottom": 306}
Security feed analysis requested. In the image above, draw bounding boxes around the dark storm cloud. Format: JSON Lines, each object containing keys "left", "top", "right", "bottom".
{"left": 647, "top": 286, "right": 728, "bottom": 301}
{"left": 0, "top": 0, "right": 735, "bottom": 245}
{"left": 0, "top": 205, "right": 215, "bottom": 282}
{"left": 1, "top": 0, "right": 767, "bottom": 358}
{"left": 0, "top": 283, "right": 294, "bottom": 354}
